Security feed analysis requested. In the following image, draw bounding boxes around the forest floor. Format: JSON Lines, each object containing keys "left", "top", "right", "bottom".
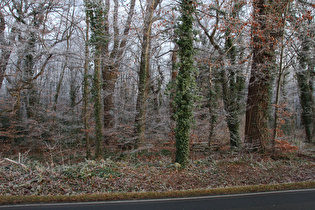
{"left": 0, "top": 144, "right": 314, "bottom": 201}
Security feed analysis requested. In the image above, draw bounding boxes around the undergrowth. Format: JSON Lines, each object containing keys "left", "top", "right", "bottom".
{"left": 0, "top": 151, "right": 314, "bottom": 200}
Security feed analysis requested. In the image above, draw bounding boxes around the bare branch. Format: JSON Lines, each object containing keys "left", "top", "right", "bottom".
{"left": 297, "top": 0, "right": 315, "bottom": 7}
{"left": 195, "top": 11, "right": 223, "bottom": 55}
{"left": 155, "top": 49, "right": 176, "bottom": 58}
{"left": 3, "top": 158, "right": 28, "bottom": 170}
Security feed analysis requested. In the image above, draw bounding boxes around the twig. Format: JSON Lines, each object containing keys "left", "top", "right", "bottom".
{"left": 3, "top": 158, "right": 28, "bottom": 170}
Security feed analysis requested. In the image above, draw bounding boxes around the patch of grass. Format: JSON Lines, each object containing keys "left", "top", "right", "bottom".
{"left": 58, "top": 159, "right": 121, "bottom": 180}
{"left": 0, "top": 181, "right": 314, "bottom": 205}
{"left": 160, "top": 149, "right": 173, "bottom": 156}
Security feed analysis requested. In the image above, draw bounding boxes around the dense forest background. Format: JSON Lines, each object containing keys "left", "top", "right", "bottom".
{"left": 0, "top": 0, "right": 314, "bottom": 163}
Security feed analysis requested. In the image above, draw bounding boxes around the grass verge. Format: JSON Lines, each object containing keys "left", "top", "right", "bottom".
{"left": 1, "top": 181, "right": 314, "bottom": 206}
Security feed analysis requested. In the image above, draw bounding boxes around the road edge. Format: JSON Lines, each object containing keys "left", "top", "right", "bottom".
{"left": 0, "top": 181, "right": 314, "bottom": 206}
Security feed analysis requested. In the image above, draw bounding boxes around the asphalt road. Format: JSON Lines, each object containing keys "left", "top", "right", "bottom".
{"left": 1, "top": 189, "right": 314, "bottom": 210}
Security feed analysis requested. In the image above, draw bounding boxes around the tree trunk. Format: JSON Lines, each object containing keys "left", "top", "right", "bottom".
{"left": 93, "top": 50, "right": 103, "bottom": 160}
{"left": 297, "top": 37, "right": 315, "bottom": 143}
{"left": 53, "top": 57, "right": 66, "bottom": 111}
{"left": 222, "top": 1, "right": 246, "bottom": 149}
{"left": 0, "top": 11, "right": 11, "bottom": 90}
{"left": 85, "top": 0, "right": 109, "bottom": 159}
{"left": 21, "top": 33, "right": 37, "bottom": 119}
{"left": 196, "top": 1, "right": 245, "bottom": 149}
{"left": 272, "top": 8, "right": 287, "bottom": 150}
{"left": 174, "top": 0, "right": 196, "bottom": 167}
{"left": 102, "top": 0, "right": 114, "bottom": 135}
{"left": 170, "top": 44, "right": 178, "bottom": 120}
{"left": 15, "top": 3, "right": 47, "bottom": 119}
{"left": 83, "top": 9, "right": 91, "bottom": 159}
{"left": 102, "top": 0, "right": 136, "bottom": 144}
{"left": 245, "top": 0, "right": 289, "bottom": 151}
{"left": 54, "top": 7, "right": 74, "bottom": 111}
{"left": 222, "top": 35, "right": 243, "bottom": 149}
{"left": 134, "top": 0, "right": 159, "bottom": 148}
{"left": 208, "top": 81, "right": 218, "bottom": 145}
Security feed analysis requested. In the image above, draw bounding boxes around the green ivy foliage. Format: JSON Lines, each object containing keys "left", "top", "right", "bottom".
{"left": 85, "top": 0, "right": 108, "bottom": 48}
{"left": 84, "top": 0, "right": 108, "bottom": 159}
{"left": 174, "top": 0, "right": 197, "bottom": 167}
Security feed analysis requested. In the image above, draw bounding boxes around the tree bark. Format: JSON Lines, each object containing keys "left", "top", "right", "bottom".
{"left": 85, "top": 0, "right": 108, "bottom": 159}
{"left": 222, "top": 35, "right": 243, "bottom": 149}
{"left": 297, "top": 37, "right": 315, "bottom": 143}
{"left": 134, "top": 0, "right": 160, "bottom": 148}
{"left": 272, "top": 3, "right": 288, "bottom": 150}
{"left": 102, "top": 0, "right": 136, "bottom": 142}
{"left": 93, "top": 49, "right": 103, "bottom": 160}
{"left": 196, "top": 1, "right": 245, "bottom": 149}
{"left": 83, "top": 8, "right": 91, "bottom": 159}
{"left": 0, "top": 11, "right": 11, "bottom": 90}
{"left": 245, "top": 0, "right": 289, "bottom": 151}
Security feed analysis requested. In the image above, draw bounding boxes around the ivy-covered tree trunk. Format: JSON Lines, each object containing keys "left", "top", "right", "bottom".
{"left": 83, "top": 10, "right": 91, "bottom": 159}
{"left": 222, "top": 1, "right": 246, "bottom": 150}
{"left": 207, "top": 73, "right": 219, "bottom": 145}
{"left": 85, "top": 0, "right": 108, "bottom": 159}
{"left": 297, "top": 36, "right": 315, "bottom": 143}
{"left": 101, "top": 0, "right": 113, "bottom": 135}
{"left": 245, "top": 0, "right": 289, "bottom": 151}
{"left": 196, "top": 0, "right": 245, "bottom": 149}
{"left": 174, "top": 0, "right": 196, "bottom": 167}
{"left": 134, "top": 0, "right": 159, "bottom": 148}
{"left": 222, "top": 35, "right": 245, "bottom": 149}
{"left": 93, "top": 50, "right": 103, "bottom": 160}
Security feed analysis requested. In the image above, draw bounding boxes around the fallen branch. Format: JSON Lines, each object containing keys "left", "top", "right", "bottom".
{"left": 3, "top": 158, "right": 28, "bottom": 170}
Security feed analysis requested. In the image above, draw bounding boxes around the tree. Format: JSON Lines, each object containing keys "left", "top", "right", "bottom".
{"left": 272, "top": 2, "right": 289, "bottom": 150}
{"left": 0, "top": 10, "right": 11, "bottom": 90}
{"left": 53, "top": 4, "right": 76, "bottom": 111}
{"left": 174, "top": 0, "right": 196, "bottom": 167}
{"left": 294, "top": 3, "right": 315, "bottom": 143}
{"left": 83, "top": 5, "right": 91, "bottom": 159}
{"left": 102, "top": 0, "right": 136, "bottom": 144}
{"left": 8, "top": 1, "right": 52, "bottom": 119}
{"left": 297, "top": 39, "right": 315, "bottom": 144}
{"left": 134, "top": 0, "right": 160, "bottom": 148}
{"left": 85, "top": 0, "right": 108, "bottom": 160}
{"left": 245, "top": 0, "right": 290, "bottom": 151}
{"left": 221, "top": 1, "right": 246, "bottom": 149}
{"left": 196, "top": 0, "right": 246, "bottom": 149}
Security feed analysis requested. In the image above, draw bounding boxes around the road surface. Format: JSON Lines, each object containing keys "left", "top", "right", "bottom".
{"left": 1, "top": 188, "right": 314, "bottom": 210}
